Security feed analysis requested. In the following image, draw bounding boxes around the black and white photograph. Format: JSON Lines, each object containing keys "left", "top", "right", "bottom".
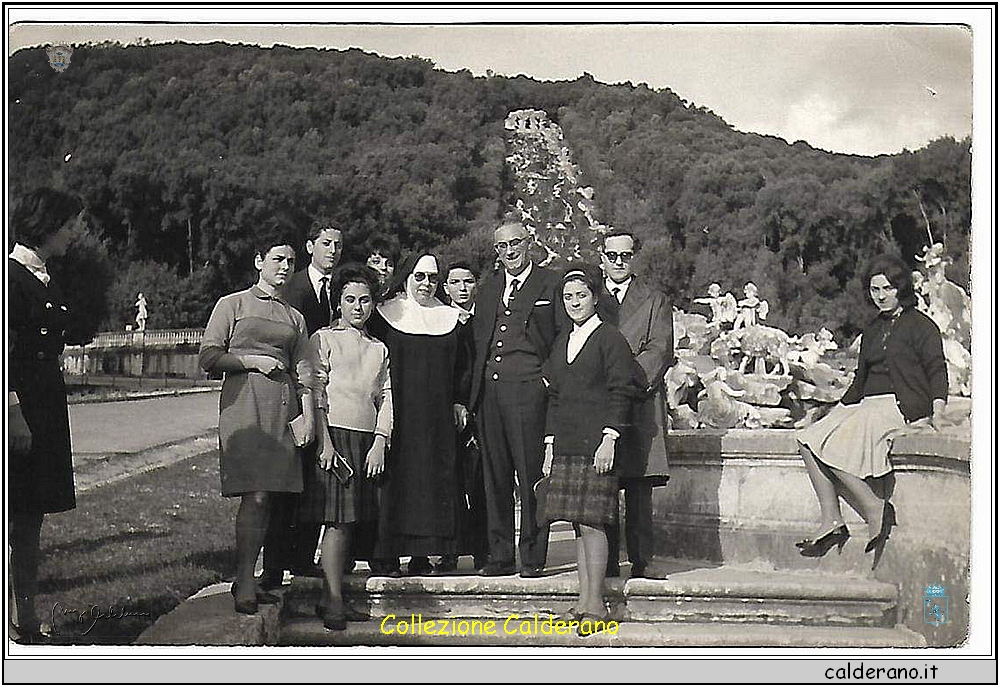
{"left": 4, "top": 4, "right": 995, "bottom": 684}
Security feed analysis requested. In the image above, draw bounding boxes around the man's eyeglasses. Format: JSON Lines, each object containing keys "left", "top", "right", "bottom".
{"left": 494, "top": 237, "right": 526, "bottom": 253}
{"left": 603, "top": 250, "right": 634, "bottom": 264}
{"left": 413, "top": 272, "right": 439, "bottom": 283}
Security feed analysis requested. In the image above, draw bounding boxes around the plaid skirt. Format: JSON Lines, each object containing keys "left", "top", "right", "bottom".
{"left": 797, "top": 394, "right": 906, "bottom": 479}
{"left": 298, "top": 427, "right": 381, "bottom": 526}
{"left": 542, "top": 454, "right": 618, "bottom": 527}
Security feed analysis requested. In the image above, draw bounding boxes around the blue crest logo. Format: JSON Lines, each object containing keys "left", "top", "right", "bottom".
{"left": 922, "top": 583, "right": 949, "bottom": 627}
{"left": 45, "top": 45, "right": 73, "bottom": 73}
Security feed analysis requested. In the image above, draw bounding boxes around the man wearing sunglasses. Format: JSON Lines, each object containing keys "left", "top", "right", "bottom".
{"left": 597, "top": 230, "right": 674, "bottom": 580}
{"left": 470, "top": 219, "right": 565, "bottom": 577}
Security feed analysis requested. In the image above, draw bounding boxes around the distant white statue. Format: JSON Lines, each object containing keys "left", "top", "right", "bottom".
{"left": 694, "top": 283, "right": 738, "bottom": 326}
{"left": 135, "top": 292, "right": 148, "bottom": 332}
{"left": 733, "top": 282, "right": 768, "bottom": 330}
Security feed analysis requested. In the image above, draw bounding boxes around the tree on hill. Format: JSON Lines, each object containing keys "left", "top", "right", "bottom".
{"left": 7, "top": 42, "right": 970, "bottom": 340}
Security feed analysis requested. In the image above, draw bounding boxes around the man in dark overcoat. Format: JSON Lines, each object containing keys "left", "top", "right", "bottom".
{"left": 596, "top": 230, "right": 674, "bottom": 579}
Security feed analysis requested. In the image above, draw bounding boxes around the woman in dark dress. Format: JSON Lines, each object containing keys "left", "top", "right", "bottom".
{"left": 542, "top": 267, "right": 634, "bottom": 634}
{"left": 199, "top": 241, "right": 315, "bottom": 614}
{"left": 8, "top": 188, "right": 85, "bottom": 643}
{"left": 368, "top": 252, "right": 472, "bottom": 576}
{"left": 796, "top": 254, "right": 947, "bottom": 569}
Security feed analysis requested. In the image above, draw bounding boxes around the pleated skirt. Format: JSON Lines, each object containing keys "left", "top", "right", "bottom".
{"left": 542, "top": 454, "right": 619, "bottom": 527}
{"left": 797, "top": 394, "right": 906, "bottom": 479}
{"left": 298, "top": 427, "right": 381, "bottom": 526}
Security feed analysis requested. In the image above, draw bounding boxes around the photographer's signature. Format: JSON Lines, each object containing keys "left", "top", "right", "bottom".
{"left": 51, "top": 602, "right": 151, "bottom": 635}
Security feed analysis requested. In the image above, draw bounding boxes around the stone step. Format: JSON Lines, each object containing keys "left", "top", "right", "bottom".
{"left": 281, "top": 561, "right": 900, "bottom": 628}
{"left": 277, "top": 616, "right": 926, "bottom": 648}
{"left": 660, "top": 519, "right": 890, "bottom": 577}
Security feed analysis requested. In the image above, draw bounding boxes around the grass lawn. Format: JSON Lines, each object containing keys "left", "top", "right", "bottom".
{"left": 36, "top": 450, "right": 237, "bottom": 644}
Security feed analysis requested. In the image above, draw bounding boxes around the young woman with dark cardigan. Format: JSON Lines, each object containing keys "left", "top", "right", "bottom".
{"left": 796, "top": 254, "right": 948, "bottom": 569}
{"left": 541, "top": 267, "right": 635, "bottom": 633}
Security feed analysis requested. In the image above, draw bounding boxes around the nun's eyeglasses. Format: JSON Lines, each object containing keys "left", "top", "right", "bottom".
{"left": 413, "top": 272, "right": 439, "bottom": 283}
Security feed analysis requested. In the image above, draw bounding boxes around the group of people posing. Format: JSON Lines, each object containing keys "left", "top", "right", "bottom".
{"left": 197, "top": 218, "right": 674, "bottom": 632}
{"left": 9, "top": 187, "right": 948, "bottom": 643}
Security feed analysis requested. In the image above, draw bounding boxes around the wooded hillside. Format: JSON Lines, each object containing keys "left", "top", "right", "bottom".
{"left": 8, "top": 42, "right": 971, "bottom": 339}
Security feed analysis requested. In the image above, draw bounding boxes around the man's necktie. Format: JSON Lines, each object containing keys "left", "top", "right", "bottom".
{"left": 611, "top": 286, "right": 622, "bottom": 303}
{"left": 506, "top": 278, "right": 520, "bottom": 307}
{"left": 319, "top": 276, "right": 331, "bottom": 324}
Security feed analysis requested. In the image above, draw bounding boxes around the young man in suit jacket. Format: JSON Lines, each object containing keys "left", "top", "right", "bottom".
{"left": 597, "top": 230, "right": 674, "bottom": 579}
{"left": 470, "top": 220, "right": 565, "bottom": 577}
{"left": 438, "top": 261, "right": 488, "bottom": 572}
{"left": 260, "top": 220, "right": 343, "bottom": 588}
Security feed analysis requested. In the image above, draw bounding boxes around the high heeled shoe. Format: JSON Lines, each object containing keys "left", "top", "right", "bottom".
{"left": 865, "top": 501, "right": 896, "bottom": 570}
{"left": 797, "top": 524, "right": 850, "bottom": 558}
{"left": 231, "top": 582, "right": 279, "bottom": 613}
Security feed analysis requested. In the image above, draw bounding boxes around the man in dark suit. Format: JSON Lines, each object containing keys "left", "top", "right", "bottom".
{"left": 259, "top": 219, "right": 343, "bottom": 588}
{"left": 471, "top": 220, "right": 565, "bottom": 577}
{"left": 596, "top": 230, "right": 674, "bottom": 579}
{"left": 437, "top": 261, "right": 488, "bottom": 573}
{"left": 281, "top": 221, "right": 343, "bottom": 335}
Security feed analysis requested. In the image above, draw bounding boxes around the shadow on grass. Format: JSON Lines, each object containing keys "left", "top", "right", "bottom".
{"left": 41, "top": 549, "right": 236, "bottom": 645}
{"left": 32, "top": 450, "right": 238, "bottom": 644}
{"left": 43, "top": 528, "right": 170, "bottom": 557}
{"left": 39, "top": 548, "right": 234, "bottom": 594}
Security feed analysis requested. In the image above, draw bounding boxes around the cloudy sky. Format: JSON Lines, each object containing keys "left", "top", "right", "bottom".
{"left": 8, "top": 11, "right": 977, "bottom": 156}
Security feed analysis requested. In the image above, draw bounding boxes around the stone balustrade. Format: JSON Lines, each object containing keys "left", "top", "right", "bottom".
{"left": 63, "top": 329, "right": 207, "bottom": 379}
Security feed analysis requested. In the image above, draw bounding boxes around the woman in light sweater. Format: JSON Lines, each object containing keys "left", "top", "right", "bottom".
{"left": 301, "top": 264, "right": 392, "bottom": 630}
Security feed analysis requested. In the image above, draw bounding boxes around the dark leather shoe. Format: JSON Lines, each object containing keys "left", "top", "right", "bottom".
{"left": 370, "top": 558, "right": 403, "bottom": 577}
{"left": 232, "top": 582, "right": 280, "bottom": 606}
{"left": 258, "top": 570, "right": 284, "bottom": 590}
{"left": 233, "top": 597, "right": 258, "bottom": 615}
{"left": 290, "top": 564, "right": 324, "bottom": 578}
{"left": 433, "top": 555, "right": 459, "bottom": 575}
{"left": 576, "top": 611, "right": 612, "bottom": 637}
{"left": 407, "top": 556, "right": 433, "bottom": 576}
{"left": 478, "top": 561, "right": 516, "bottom": 576}
{"left": 255, "top": 590, "right": 280, "bottom": 605}
{"left": 316, "top": 603, "right": 368, "bottom": 622}
{"left": 519, "top": 565, "right": 546, "bottom": 578}
{"left": 322, "top": 610, "right": 347, "bottom": 631}
{"left": 631, "top": 565, "right": 666, "bottom": 580}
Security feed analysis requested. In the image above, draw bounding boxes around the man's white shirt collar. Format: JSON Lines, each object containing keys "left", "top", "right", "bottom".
{"left": 504, "top": 261, "right": 533, "bottom": 291}
{"left": 605, "top": 276, "right": 633, "bottom": 303}
{"left": 308, "top": 263, "right": 331, "bottom": 300}
{"left": 452, "top": 302, "right": 475, "bottom": 316}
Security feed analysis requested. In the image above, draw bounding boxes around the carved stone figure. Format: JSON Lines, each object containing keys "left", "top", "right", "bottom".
{"left": 693, "top": 283, "right": 738, "bottom": 326}
{"left": 733, "top": 282, "right": 768, "bottom": 330}
{"left": 135, "top": 292, "right": 148, "bottom": 332}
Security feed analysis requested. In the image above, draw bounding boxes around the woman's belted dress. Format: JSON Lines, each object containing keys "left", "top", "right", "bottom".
{"left": 200, "top": 286, "right": 313, "bottom": 496}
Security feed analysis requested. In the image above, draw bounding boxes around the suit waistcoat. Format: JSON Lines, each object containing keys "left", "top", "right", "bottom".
{"left": 485, "top": 288, "right": 543, "bottom": 382}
